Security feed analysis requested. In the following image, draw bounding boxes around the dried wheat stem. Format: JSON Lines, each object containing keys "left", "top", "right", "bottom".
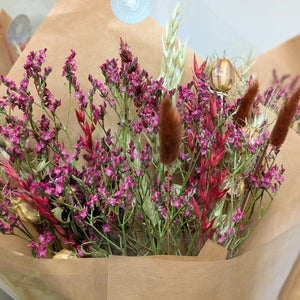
{"left": 159, "top": 3, "right": 187, "bottom": 91}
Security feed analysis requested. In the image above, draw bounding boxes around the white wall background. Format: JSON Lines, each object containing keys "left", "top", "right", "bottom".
{"left": 151, "top": 0, "right": 300, "bottom": 59}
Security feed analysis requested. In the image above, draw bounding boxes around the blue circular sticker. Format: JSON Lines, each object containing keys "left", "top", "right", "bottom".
{"left": 111, "top": 0, "right": 152, "bottom": 24}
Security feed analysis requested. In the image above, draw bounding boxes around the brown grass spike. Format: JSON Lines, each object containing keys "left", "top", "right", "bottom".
{"left": 269, "top": 87, "right": 300, "bottom": 147}
{"left": 233, "top": 80, "right": 259, "bottom": 128}
{"left": 159, "top": 94, "right": 181, "bottom": 166}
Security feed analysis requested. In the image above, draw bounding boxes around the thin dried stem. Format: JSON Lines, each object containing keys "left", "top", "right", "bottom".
{"left": 167, "top": 167, "right": 170, "bottom": 255}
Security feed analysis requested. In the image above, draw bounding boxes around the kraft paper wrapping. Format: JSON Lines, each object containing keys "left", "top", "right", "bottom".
{"left": 0, "top": 10, "right": 20, "bottom": 76}
{"left": 252, "top": 34, "right": 300, "bottom": 89}
{"left": 0, "top": 0, "right": 299, "bottom": 299}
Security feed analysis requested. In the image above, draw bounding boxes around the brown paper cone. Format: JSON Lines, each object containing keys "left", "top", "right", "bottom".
{"left": 1, "top": 223, "right": 298, "bottom": 299}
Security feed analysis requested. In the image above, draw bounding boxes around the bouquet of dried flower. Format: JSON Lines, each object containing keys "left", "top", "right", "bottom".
{"left": 0, "top": 7, "right": 299, "bottom": 260}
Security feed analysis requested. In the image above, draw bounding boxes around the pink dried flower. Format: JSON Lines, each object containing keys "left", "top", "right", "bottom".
{"left": 102, "top": 224, "right": 110, "bottom": 233}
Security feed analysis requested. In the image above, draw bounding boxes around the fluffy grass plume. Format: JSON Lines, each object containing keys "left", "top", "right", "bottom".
{"left": 270, "top": 87, "right": 300, "bottom": 147}
{"left": 234, "top": 80, "right": 259, "bottom": 128}
{"left": 159, "top": 94, "right": 181, "bottom": 166}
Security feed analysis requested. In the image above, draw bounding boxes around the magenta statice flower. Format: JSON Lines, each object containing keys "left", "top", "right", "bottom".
{"left": 232, "top": 207, "right": 245, "bottom": 223}
{"left": 28, "top": 231, "right": 55, "bottom": 259}
{"left": 102, "top": 224, "right": 110, "bottom": 233}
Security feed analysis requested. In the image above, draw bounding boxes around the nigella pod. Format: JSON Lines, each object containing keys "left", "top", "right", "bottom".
{"left": 210, "top": 58, "right": 235, "bottom": 92}
{"left": 269, "top": 87, "right": 300, "bottom": 147}
{"left": 159, "top": 94, "right": 182, "bottom": 166}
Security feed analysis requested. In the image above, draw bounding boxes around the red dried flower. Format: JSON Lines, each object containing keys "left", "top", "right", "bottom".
{"left": 119, "top": 38, "right": 134, "bottom": 64}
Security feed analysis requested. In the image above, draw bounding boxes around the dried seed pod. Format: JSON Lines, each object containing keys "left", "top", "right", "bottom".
{"left": 225, "top": 175, "right": 245, "bottom": 199}
{"left": 210, "top": 59, "right": 235, "bottom": 92}
{"left": 12, "top": 198, "right": 40, "bottom": 224}
{"left": 53, "top": 249, "right": 77, "bottom": 259}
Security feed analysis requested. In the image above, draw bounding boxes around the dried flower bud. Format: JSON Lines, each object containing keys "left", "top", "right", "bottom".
{"left": 193, "top": 54, "right": 206, "bottom": 81}
{"left": 75, "top": 108, "right": 85, "bottom": 124}
{"left": 210, "top": 59, "right": 235, "bottom": 92}
{"left": 12, "top": 198, "right": 40, "bottom": 224}
{"left": 119, "top": 38, "right": 133, "bottom": 64}
{"left": 53, "top": 249, "right": 77, "bottom": 259}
